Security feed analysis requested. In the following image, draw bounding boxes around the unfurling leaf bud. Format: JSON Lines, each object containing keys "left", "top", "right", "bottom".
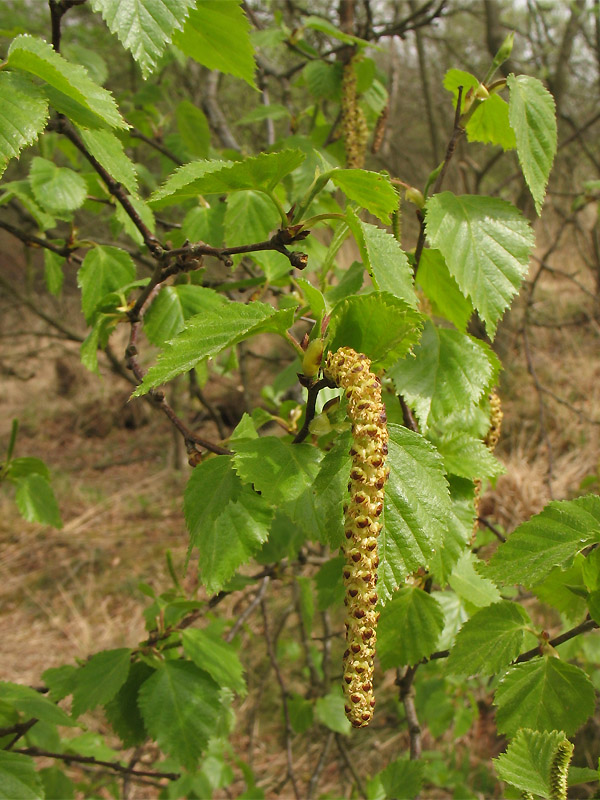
{"left": 494, "top": 31, "right": 514, "bottom": 67}
{"left": 302, "top": 338, "right": 324, "bottom": 377}
{"left": 324, "top": 347, "right": 388, "bottom": 728}
{"left": 475, "top": 83, "right": 490, "bottom": 99}
{"left": 405, "top": 187, "right": 425, "bottom": 210}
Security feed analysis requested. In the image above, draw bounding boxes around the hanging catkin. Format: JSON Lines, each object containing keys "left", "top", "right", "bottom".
{"left": 472, "top": 390, "right": 503, "bottom": 539}
{"left": 341, "top": 60, "right": 368, "bottom": 169}
{"left": 324, "top": 347, "right": 389, "bottom": 727}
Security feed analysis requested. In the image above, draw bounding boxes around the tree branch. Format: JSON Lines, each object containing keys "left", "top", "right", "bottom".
{"left": 13, "top": 747, "right": 179, "bottom": 781}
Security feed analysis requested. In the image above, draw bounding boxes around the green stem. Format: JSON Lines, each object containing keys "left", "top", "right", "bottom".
{"left": 300, "top": 213, "right": 346, "bottom": 229}
{"left": 266, "top": 191, "right": 289, "bottom": 228}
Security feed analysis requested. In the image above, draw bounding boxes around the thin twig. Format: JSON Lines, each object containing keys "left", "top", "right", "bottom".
{"left": 396, "top": 665, "right": 422, "bottom": 761}
{"left": 225, "top": 576, "right": 270, "bottom": 643}
{"left": 293, "top": 378, "right": 335, "bottom": 443}
{"left": 129, "top": 128, "right": 183, "bottom": 165}
{"left": 13, "top": 747, "right": 179, "bottom": 781}
{"left": 335, "top": 734, "right": 367, "bottom": 799}
{"left": 515, "top": 618, "right": 599, "bottom": 663}
{"left": 477, "top": 516, "right": 506, "bottom": 542}
{"left": 261, "top": 598, "right": 301, "bottom": 800}
{"left": 307, "top": 731, "right": 334, "bottom": 800}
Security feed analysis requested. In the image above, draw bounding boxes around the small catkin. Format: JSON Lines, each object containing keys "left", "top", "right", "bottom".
{"left": 473, "top": 389, "right": 503, "bottom": 540}
{"left": 549, "top": 739, "right": 574, "bottom": 800}
{"left": 324, "top": 347, "right": 389, "bottom": 728}
{"left": 341, "top": 60, "right": 368, "bottom": 169}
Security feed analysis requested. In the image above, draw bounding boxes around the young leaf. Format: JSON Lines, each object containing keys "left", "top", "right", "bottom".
{"left": 39, "top": 765, "right": 75, "bottom": 800}
{"left": 327, "top": 292, "right": 423, "bottom": 371}
{"left": 377, "top": 587, "right": 444, "bottom": 668}
{"left": 77, "top": 127, "right": 138, "bottom": 195}
{"left": 369, "top": 758, "right": 423, "bottom": 800}
{"left": 495, "top": 657, "right": 595, "bottom": 737}
{"left": 449, "top": 551, "right": 501, "bottom": 609}
{"left": 443, "top": 69, "right": 515, "bottom": 150}
{"left": 425, "top": 192, "right": 534, "bottom": 338}
{"left": 0, "top": 682, "right": 75, "bottom": 727}
{"left": 150, "top": 150, "right": 304, "bottom": 208}
{"left": 90, "top": 0, "right": 196, "bottom": 79}
{"left": 15, "top": 474, "right": 62, "bottom": 528}
{"left": 173, "top": 1, "right": 257, "bottom": 88}
{"left": 8, "top": 34, "right": 126, "bottom": 129}
{"left": 224, "top": 190, "right": 281, "bottom": 247}
{"left": 0, "top": 179, "right": 55, "bottom": 230}
{"left": 184, "top": 456, "right": 272, "bottom": 593}
{"left": 6, "top": 457, "right": 50, "bottom": 481}
{"left": 533, "top": 556, "right": 588, "bottom": 624}
{"left": 133, "top": 302, "right": 294, "bottom": 396}
{"left": 494, "top": 729, "right": 570, "bottom": 799}
{"left": 379, "top": 424, "right": 452, "bottom": 602}
{"left": 137, "top": 660, "right": 223, "bottom": 770}
{"left": 144, "top": 285, "right": 228, "bottom": 346}
{"left": 487, "top": 495, "right": 600, "bottom": 588}
{"left": 181, "top": 628, "right": 246, "bottom": 696}
{"left": 176, "top": 99, "right": 211, "bottom": 158}
{"left": 315, "top": 555, "right": 345, "bottom": 611}
{"left": 346, "top": 210, "right": 416, "bottom": 306}
{"left": 432, "top": 432, "right": 505, "bottom": 480}
{"left": 104, "top": 661, "right": 153, "bottom": 748}
{"left": 331, "top": 169, "right": 398, "bottom": 224}
{"left": 388, "top": 321, "right": 500, "bottom": 432}
{"left": 314, "top": 689, "right": 351, "bottom": 735}
{"left": 29, "top": 157, "right": 87, "bottom": 214}
{"left": 42, "top": 664, "right": 78, "bottom": 702}
{"left": 71, "top": 648, "right": 132, "bottom": 717}
{"left": 0, "top": 71, "right": 48, "bottom": 178}
{"left": 508, "top": 74, "right": 557, "bottom": 215}
{"left": 311, "top": 433, "right": 352, "bottom": 548}
{"left": 416, "top": 248, "right": 473, "bottom": 332}
{"left": 43, "top": 251, "right": 64, "bottom": 297}
{"left": 446, "top": 601, "right": 532, "bottom": 676}
{"left": 233, "top": 438, "right": 322, "bottom": 506}
{"left": 288, "top": 693, "right": 314, "bottom": 734}
{"left": 0, "top": 751, "right": 44, "bottom": 800}
{"left": 77, "top": 245, "right": 136, "bottom": 323}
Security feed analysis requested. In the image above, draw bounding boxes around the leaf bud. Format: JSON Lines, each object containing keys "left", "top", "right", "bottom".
{"left": 405, "top": 187, "right": 425, "bottom": 210}
{"left": 475, "top": 83, "right": 489, "bottom": 99}
{"left": 494, "top": 31, "right": 514, "bottom": 67}
{"left": 302, "top": 338, "right": 324, "bottom": 377}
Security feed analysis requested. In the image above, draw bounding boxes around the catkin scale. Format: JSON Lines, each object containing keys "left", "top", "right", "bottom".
{"left": 324, "top": 347, "right": 388, "bottom": 728}
{"left": 473, "top": 390, "right": 503, "bottom": 540}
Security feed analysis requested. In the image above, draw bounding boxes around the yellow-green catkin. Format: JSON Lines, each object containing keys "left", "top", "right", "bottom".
{"left": 341, "top": 60, "right": 368, "bottom": 169}
{"left": 473, "top": 390, "right": 503, "bottom": 539}
{"left": 549, "top": 739, "right": 574, "bottom": 800}
{"left": 324, "top": 347, "right": 389, "bottom": 727}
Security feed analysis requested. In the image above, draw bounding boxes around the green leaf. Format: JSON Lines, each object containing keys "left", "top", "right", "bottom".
{"left": 182, "top": 201, "right": 225, "bottom": 245}
{"left": 443, "top": 70, "right": 515, "bottom": 150}
{"left": 287, "top": 693, "right": 314, "bottom": 734}
{"left": 104, "top": 661, "right": 153, "bottom": 748}
{"left": 302, "top": 15, "right": 368, "bottom": 46}
{"left": 370, "top": 758, "right": 423, "bottom": 800}
{"left": 425, "top": 192, "right": 534, "bottom": 338}
{"left": 327, "top": 292, "right": 422, "bottom": 371}
{"left": 379, "top": 424, "right": 452, "bottom": 601}
{"left": 533, "top": 556, "right": 588, "bottom": 624}
{"left": 433, "top": 432, "right": 505, "bottom": 480}
{"left": 314, "top": 689, "right": 351, "bottom": 735}
{"left": 7, "top": 457, "right": 50, "bottom": 480}
{"left": 173, "top": 1, "right": 257, "bottom": 88}
{"left": 487, "top": 495, "right": 600, "bottom": 588}
{"left": 182, "top": 628, "right": 246, "bottom": 696}
{"left": 29, "top": 157, "right": 87, "bottom": 214}
{"left": 144, "top": 285, "right": 228, "bottom": 346}
{"left": 150, "top": 150, "right": 304, "bottom": 208}
{"left": 39, "top": 765, "right": 75, "bottom": 800}
{"left": 77, "top": 127, "right": 138, "bottom": 195}
{"left": 302, "top": 60, "right": 342, "bottom": 100}
{"left": 63, "top": 42, "right": 108, "bottom": 85}
{"left": 233, "top": 438, "right": 322, "bottom": 506}
{"left": 446, "top": 601, "right": 532, "bottom": 676}
{"left": 416, "top": 248, "right": 473, "bottom": 332}
{"left": 0, "top": 71, "right": 48, "bottom": 178}
{"left": 90, "top": 0, "right": 195, "bottom": 79}
{"left": 77, "top": 245, "right": 136, "bottom": 323}
{"left": 42, "top": 664, "right": 78, "bottom": 702}
{"left": 449, "top": 551, "right": 501, "bottom": 609}
{"left": 0, "top": 752, "right": 43, "bottom": 800}
{"left": 176, "top": 99, "right": 211, "bottom": 158}
{"left": 388, "top": 321, "right": 499, "bottom": 432}
{"left": 494, "top": 729, "right": 570, "bottom": 799}
{"left": 80, "top": 313, "right": 118, "bottom": 373}
{"left": 184, "top": 457, "right": 272, "bottom": 593}
{"left": 43, "top": 251, "right": 64, "bottom": 296}
{"left": 311, "top": 433, "right": 352, "bottom": 548}
{"left": 8, "top": 34, "right": 126, "bottom": 129}
{"left": 137, "top": 660, "right": 223, "bottom": 770}
{"left": 377, "top": 587, "right": 444, "bottom": 668}
{"left": 331, "top": 170, "right": 398, "bottom": 225}
{"left": 0, "top": 681, "right": 75, "bottom": 727}
{"left": 224, "top": 190, "right": 280, "bottom": 247}
{"left": 346, "top": 210, "right": 416, "bottom": 306}
{"left": 237, "top": 104, "right": 291, "bottom": 125}
{"left": 71, "top": 648, "right": 131, "bottom": 717}
{"left": 15, "top": 474, "right": 62, "bottom": 528}
{"left": 508, "top": 74, "right": 557, "bottom": 215}
{"left": 133, "top": 301, "right": 294, "bottom": 396}
{"left": 495, "top": 657, "right": 595, "bottom": 737}
{"left": 315, "top": 555, "right": 345, "bottom": 611}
